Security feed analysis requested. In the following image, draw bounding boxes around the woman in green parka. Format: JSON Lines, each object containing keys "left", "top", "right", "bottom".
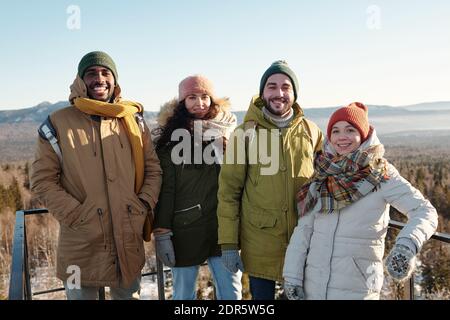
{"left": 152, "top": 75, "right": 242, "bottom": 300}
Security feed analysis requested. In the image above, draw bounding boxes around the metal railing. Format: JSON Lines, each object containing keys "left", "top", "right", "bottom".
{"left": 8, "top": 209, "right": 47, "bottom": 300}
{"left": 7, "top": 208, "right": 450, "bottom": 300}
{"left": 8, "top": 208, "right": 170, "bottom": 300}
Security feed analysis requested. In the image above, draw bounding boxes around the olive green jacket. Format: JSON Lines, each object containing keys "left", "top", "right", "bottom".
{"left": 217, "top": 96, "right": 323, "bottom": 281}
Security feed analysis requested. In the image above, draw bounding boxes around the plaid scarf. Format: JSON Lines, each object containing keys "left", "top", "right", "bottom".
{"left": 297, "top": 141, "right": 389, "bottom": 217}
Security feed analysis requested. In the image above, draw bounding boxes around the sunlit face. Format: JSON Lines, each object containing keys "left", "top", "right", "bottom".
{"left": 330, "top": 121, "right": 362, "bottom": 156}
{"left": 262, "top": 74, "right": 294, "bottom": 116}
{"left": 184, "top": 93, "right": 211, "bottom": 118}
{"left": 82, "top": 66, "right": 115, "bottom": 102}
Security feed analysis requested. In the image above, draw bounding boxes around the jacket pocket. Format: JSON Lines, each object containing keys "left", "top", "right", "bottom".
{"left": 247, "top": 211, "right": 277, "bottom": 229}
{"left": 173, "top": 204, "right": 202, "bottom": 228}
{"left": 243, "top": 209, "right": 283, "bottom": 257}
{"left": 127, "top": 203, "right": 146, "bottom": 216}
{"left": 129, "top": 196, "right": 153, "bottom": 240}
{"left": 129, "top": 195, "right": 148, "bottom": 215}
{"left": 68, "top": 199, "right": 96, "bottom": 229}
{"left": 126, "top": 202, "right": 147, "bottom": 243}
{"left": 351, "top": 257, "right": 383, "bottom": 293}
{"left": 351, "top": 257, "right": 369, "bottom": 284}
{"left": 123, "top": 203, "right": 146, "bottom": 275}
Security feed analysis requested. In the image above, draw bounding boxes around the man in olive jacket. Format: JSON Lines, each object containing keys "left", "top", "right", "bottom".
{"left": 30, "top": 51, "right": 162, "bottom": 300}
{"left": 218, "top": 61, "right": 323, "bottom": 300}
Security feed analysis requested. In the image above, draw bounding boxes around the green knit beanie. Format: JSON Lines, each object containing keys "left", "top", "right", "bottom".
{"left": 78, "top": 51, "right": 118, "bottom": 81}
{"left": 259, "top": 60, "right": 299, "bottom": 101}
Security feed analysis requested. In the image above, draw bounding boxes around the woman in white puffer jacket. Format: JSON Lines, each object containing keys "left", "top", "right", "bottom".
{"left": 283, "top": 102, "right": 438, "bottom": 300}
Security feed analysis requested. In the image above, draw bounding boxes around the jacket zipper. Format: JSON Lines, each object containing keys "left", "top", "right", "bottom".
{"left": 98, "top": 119, "right": 116, "bottom": 257}
{"left": 174, "top": 204, "right": 202, "bottom": 213}
{"left": 97, "top": 208, "right": 107, "bottom": 250}
{"left": 280, "top": 129, "right": 290, "bottom": 244}
{"left": 325, "top": 211, "right": 340, "bottom": 299}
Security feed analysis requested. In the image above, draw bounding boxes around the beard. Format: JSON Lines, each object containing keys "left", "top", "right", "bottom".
{"left": 264, "top": 97, "right": 293, "bottom": 116}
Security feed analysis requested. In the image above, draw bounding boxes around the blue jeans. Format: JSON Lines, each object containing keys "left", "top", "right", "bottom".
{"left": 249, "top": 276, "right": 275, "bottom": 300}
{"left": 171, "top": 256, "right": 242, "bottom": 300}
{"left": 63, "top": 277, "right": 141, "bottom": 300}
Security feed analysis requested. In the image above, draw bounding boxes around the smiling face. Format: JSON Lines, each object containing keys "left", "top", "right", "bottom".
{"left": 262, "top": 73, "right": 294, "bottom": 116}
{"left": 82, "top": 66, "right": 115, "bottom": 102}
{"left": 184, "top": 93, "right": 211, "bottom": 118}
{"left": 330, "top": 121, "right": 362, "bottom": 156}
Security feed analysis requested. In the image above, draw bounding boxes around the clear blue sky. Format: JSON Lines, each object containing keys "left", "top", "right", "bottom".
{"left": 1, "top": 0, "right": 449, "bottom": 111}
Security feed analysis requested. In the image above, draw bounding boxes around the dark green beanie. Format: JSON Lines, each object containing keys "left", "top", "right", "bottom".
{"left": 78, "top": 51, "right": 118, "bottom": 81}
{"left": 259, "top": 60, "right": 299, "bottom": 100}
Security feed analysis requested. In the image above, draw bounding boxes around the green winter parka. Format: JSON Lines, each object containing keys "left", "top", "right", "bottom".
{"left": 217, "top": 96, "right": 323, "bottom": 281}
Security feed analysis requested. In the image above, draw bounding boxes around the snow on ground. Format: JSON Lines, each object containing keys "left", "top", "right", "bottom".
{"left": 30, "top": 266, "right": 163, "bottom": 300}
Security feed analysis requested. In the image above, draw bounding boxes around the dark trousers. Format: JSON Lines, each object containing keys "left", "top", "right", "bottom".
{"left": 249, "top": 276, "right": 276, "bottom": 300}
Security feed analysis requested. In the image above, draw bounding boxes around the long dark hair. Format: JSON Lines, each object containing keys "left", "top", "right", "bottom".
{"left": 154, "top": 99, "right": 220, "bottom": 151}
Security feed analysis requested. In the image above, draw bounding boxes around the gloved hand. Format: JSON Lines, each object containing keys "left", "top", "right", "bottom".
{"left": 221, "top": 249, "right": 244, "bottom": 273}
{"left": 284, "top": 280, "right": 305, "bottom": 300}
{"left": 155, "top": 231, "right": 176, "bottom": 267}
{"left": 385, "top": 243, "right": 417, "bottom": 282}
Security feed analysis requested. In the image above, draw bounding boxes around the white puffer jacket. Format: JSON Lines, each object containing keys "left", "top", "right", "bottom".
{"left": 283, "top": 131, "right": 438, "bottom": 300}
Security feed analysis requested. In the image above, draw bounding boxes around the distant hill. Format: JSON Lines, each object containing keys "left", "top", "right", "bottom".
{"left": 2, "top": 100, "right": 450, "bottom": 125}
{"left": 399, "top": 101, "right": 450, "bottom": 111}
{"left": 233, "top": 101, "right": 450, "bottom": 134}
{"left": 0, "top": 101, "right": 158, "bottom": 124}
{"left": 0, "top": 101, "right": 68, "bottom": 124}
{"left": 233, "top": 102, "right": 450, "bottom": 125}
{"left": 1, "top": 100, "right": 449, "bottom": 162}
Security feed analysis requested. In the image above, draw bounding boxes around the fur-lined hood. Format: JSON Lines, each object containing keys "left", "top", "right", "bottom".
{"left": 156, "top": 97, "right": 232, "bottom": 127}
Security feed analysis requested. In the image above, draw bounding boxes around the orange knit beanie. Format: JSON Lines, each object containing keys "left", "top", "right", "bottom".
{"left": 327, "top": 102, "right": 370, "bottom": 142}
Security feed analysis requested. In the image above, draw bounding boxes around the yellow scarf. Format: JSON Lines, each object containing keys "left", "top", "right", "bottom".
{"left": 73, "top": 97, "right": 144, "bottom": 193}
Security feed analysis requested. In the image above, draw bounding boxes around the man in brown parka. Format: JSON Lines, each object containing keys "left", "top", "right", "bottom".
{"left": 30, "top": 51, "right": 162, "bottom": 300}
